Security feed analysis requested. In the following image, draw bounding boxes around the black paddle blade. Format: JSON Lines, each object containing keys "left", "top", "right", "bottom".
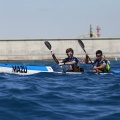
{"left": 44, "top": 41, "right": 51, "bottom": 50}
{"left": 78, "top": 39, "right": 84, "bottom": 49}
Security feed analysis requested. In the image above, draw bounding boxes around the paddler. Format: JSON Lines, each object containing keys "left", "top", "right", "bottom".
{"left": 85, "top": 50, "right": 110, "bottom": 73}
{"left": 52, "top": 48, "right": 84, "bottom": 72}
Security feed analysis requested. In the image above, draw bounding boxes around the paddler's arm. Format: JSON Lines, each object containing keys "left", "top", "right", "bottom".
{"left": 94, "top": 64, "right": 106, "bottom": 69}
{"left": 58, "top": 61, "right": 76, "bottom": 66}
{"left": 85, "top": 53, "right": 91, "bottom": 64}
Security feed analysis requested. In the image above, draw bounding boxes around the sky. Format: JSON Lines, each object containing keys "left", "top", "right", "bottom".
{"left": 0, "top": 0, "right": 120, "bottom": 39}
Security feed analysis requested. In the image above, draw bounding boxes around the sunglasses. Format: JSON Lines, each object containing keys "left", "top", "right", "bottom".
{"left": 96, "top": 54, "right": 102, "bottom": 57}
{"left": 67, "top": 52, "right": 72, "bottom": 56}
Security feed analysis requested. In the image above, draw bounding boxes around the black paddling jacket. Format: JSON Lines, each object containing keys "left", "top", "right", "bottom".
{"left": 62, "top": 57, "right": 79, "bottom": 67}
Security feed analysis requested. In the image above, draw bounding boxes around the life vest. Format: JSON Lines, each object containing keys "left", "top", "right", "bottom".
{"left": 103, "top": 60, "right": 110, "bottom": 72}
{"left": 72, "top": 66, "right": 84, "bottom": 72}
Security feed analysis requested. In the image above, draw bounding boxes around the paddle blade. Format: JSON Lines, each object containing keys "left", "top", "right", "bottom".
{"left": 44, "top": 41, "right": 51, "bottom": 50}
{"left": 78, "top": 39, "right": 84, "bottom": 49}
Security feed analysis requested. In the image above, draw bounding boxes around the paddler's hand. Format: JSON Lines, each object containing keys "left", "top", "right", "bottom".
{"left": 94, "top": 66, "right": 98, "bottom": 69}
{"left": 51, "top": 51, "right": 54, "bottom": 55}
{"left": 58, "top": 63, "right": 64, "bottom": 66}
{"left": 86, "top": 53, "right": 88, "bottom": 56}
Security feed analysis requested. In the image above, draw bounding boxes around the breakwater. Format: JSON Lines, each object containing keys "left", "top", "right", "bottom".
{"left": 0, "top": 38, "right": 119, "bottom": 61}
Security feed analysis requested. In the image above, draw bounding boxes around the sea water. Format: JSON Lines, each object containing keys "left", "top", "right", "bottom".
{"left": 0, "top": 60, "right": 120, "bottom": 120}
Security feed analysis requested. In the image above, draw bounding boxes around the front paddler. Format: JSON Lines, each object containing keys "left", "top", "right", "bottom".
{"left": 52, "top": 48, "right": 84, "bottom": 72}
{"left": 85, "top": 50, "right": 110, "bottom": 73}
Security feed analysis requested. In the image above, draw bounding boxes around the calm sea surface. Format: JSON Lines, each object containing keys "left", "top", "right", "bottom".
{"left": 0, "top": 60, "right": 120, "bottom": 120}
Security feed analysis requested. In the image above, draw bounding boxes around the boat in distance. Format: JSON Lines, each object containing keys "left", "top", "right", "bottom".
{"left": 0, "top": 63, "right": 119, "bottom": 75}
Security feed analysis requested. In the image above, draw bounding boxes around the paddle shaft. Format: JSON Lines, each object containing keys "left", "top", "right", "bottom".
{"left": 51, "top": 51, "right": 59, "bottom": 64}
{"left": 78, "top": 39, "right": 94, "bottom": 67}
{"left": 79, "top": 45, "right": 94, "bottom": 67}
{"left": 51, "top": 51, "right": 66, "bottom": 73}
{"left": 44, "top": 41, "right": 59, "bottom": 64}
{"left": 44, "top": 41, "right": 66, "bottom": 73}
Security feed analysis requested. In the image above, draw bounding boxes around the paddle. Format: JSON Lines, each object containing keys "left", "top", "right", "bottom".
{"left": 44, "top": 41, "right": 59, "bottom": 64}
{"left": 44, "top": 41, "right": 65, "bottom": 73}
{"left": 78, "top": 39, "right": 94, "bottom": 67}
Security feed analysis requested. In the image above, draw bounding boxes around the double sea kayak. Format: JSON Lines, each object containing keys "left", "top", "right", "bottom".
{"left": 0, "top": 63, "right": 119, "bottom": 75}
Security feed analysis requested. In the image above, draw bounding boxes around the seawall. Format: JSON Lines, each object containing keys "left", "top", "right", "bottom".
{"left": 0, "top": 38, "right": 119, "bottom": 61}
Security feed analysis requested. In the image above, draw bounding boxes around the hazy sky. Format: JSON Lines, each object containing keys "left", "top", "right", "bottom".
{"left": 0, "top": 0, "right": 119, "bottom": 39}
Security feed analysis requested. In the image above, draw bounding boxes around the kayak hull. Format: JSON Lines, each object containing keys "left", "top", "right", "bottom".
{"left": 0, "top": 64, "right": 119, "bottom": 75}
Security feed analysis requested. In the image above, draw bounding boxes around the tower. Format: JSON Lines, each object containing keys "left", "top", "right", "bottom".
{"left": 90, "top": 25, "right": 93, "bottom": 38}
{"left": 96, "top": 26, "right": 101, "bottom": 38}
